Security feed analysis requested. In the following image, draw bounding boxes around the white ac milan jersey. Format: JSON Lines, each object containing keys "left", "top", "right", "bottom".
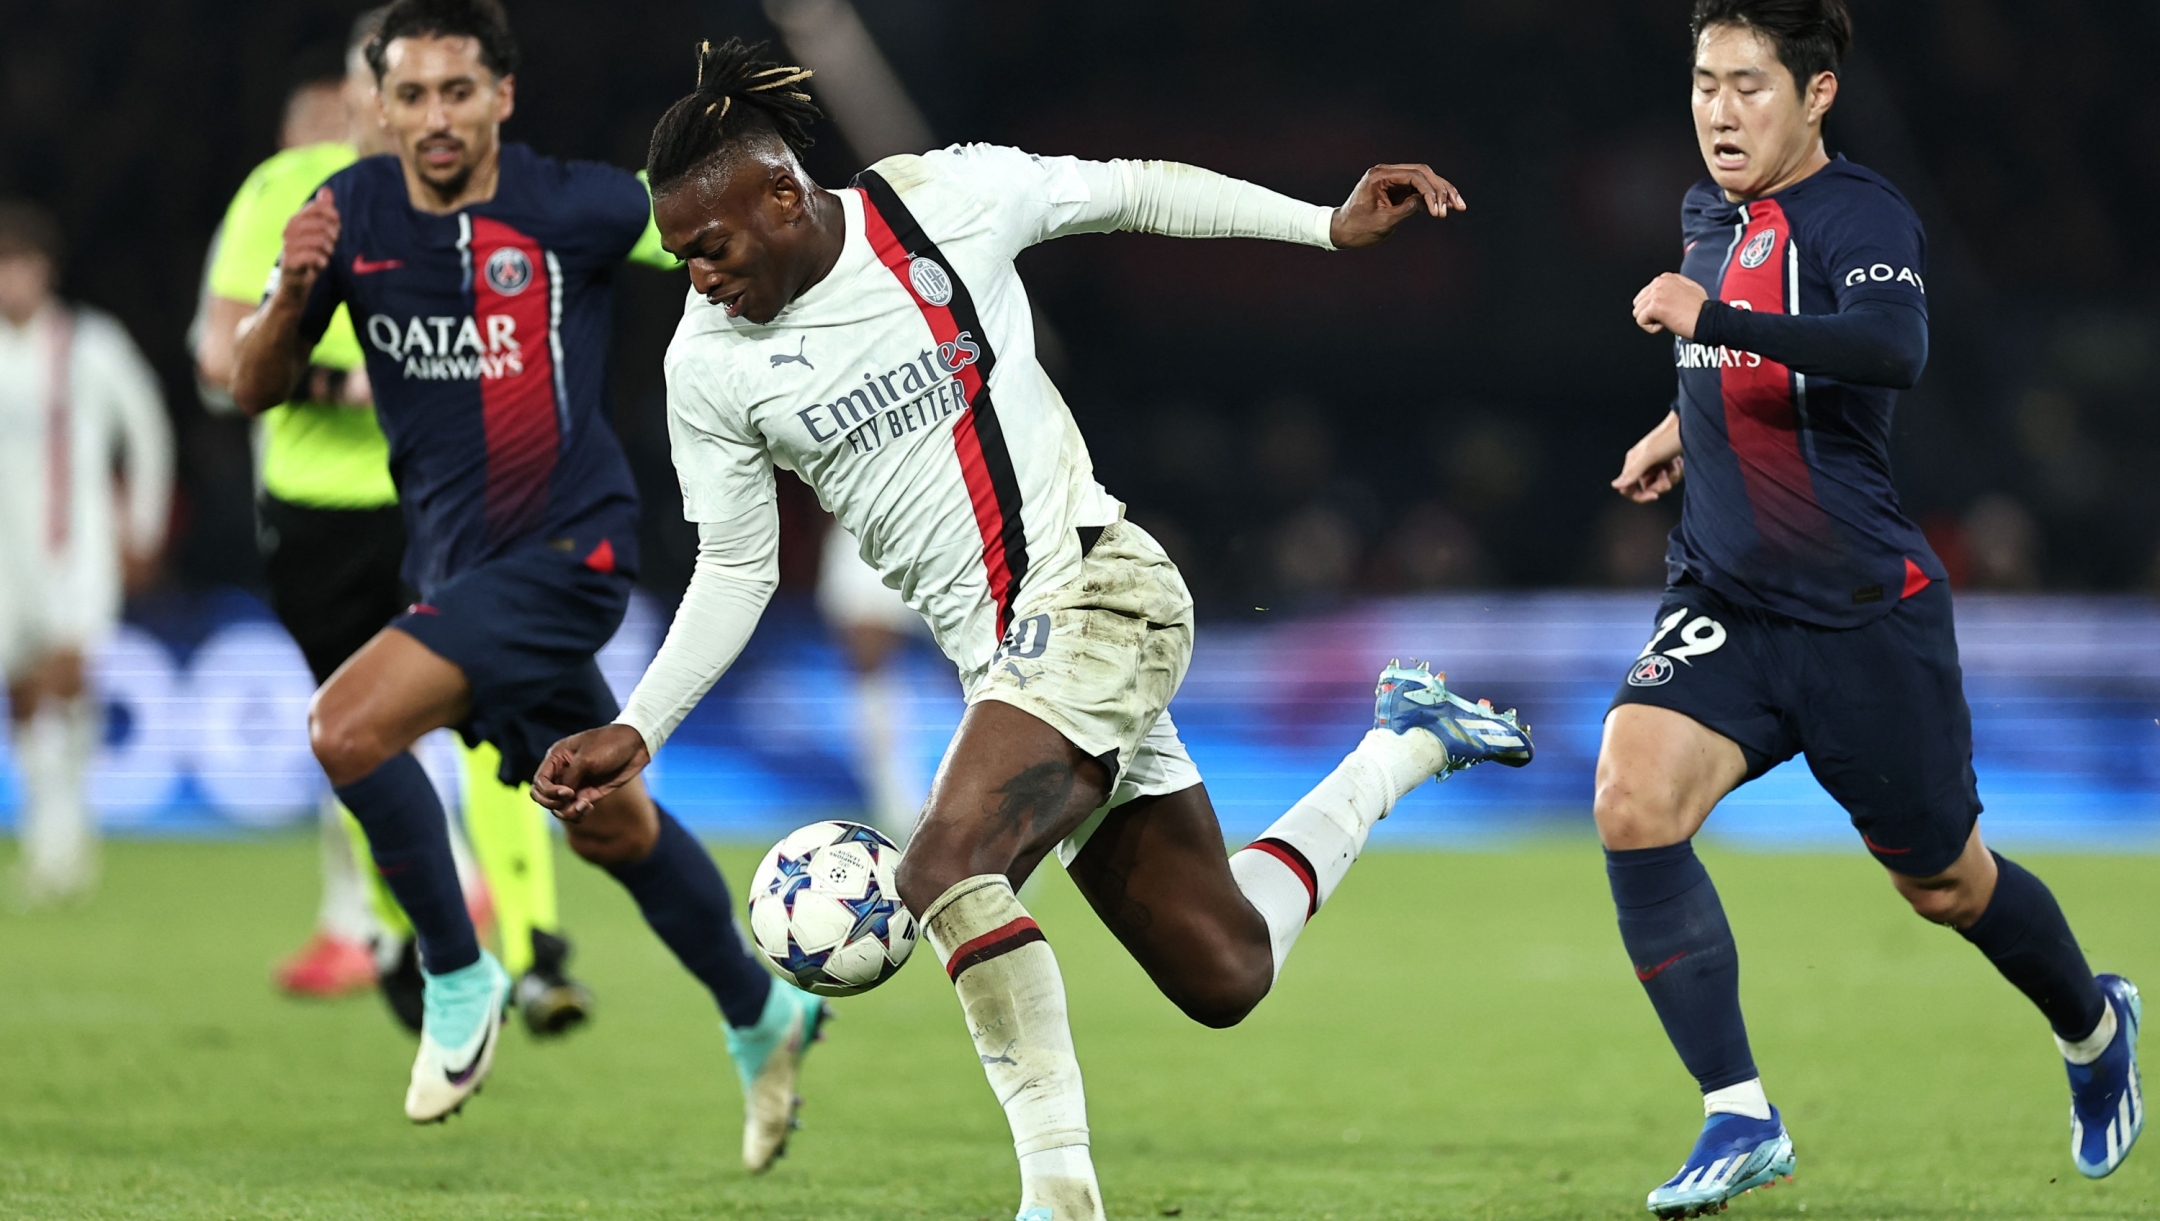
{"left": 0, "top": 302, "right": 171, "bottom": 647}
{"left": 663, "top": 145, "right": 1127, "bottom": 681}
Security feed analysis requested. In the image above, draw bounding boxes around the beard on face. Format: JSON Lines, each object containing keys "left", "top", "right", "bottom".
{"left": 411, "top": 136, "right": 478, "bottom": 202}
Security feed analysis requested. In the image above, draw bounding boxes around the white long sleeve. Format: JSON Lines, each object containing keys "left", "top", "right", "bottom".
{"left": 613, "top": 501, "right": 780, "bottom": 753}
{"left": 100, "top": 320, "right": 174, "bottom": 554}
{"left": 1064, "top": 158, "right": 1336, "bottom": 249}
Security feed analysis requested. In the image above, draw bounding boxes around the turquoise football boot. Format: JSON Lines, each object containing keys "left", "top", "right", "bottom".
{"left": 726, "top": 980, "right": 828, "bottom": 1172}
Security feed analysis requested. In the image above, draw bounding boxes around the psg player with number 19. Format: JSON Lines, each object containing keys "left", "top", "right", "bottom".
{"left": 1600, "top": 2, "right": 2139, "bottom": 1215}
{"left": 230, "top": 0, "right": 823, "bottom": 1163}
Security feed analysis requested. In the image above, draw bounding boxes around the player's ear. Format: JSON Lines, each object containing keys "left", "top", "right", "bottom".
{"left": 770, "top": 167, "right": 805, "bottom": 223}
{"left": 1805, "top": 70, "right": 1837, "bottom": 126}
{"left": 493, "top": 74, "right": 516, "bottom": 123}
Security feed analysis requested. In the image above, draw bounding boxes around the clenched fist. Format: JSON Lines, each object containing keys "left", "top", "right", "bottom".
{"left": 277, "top": 187, "right": 341, "bottom": 296}
{"left": 1632, "top": 271, "right": 1709, "bottom": 339}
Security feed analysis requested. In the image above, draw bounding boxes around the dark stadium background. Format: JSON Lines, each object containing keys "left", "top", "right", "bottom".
{"left": 2, "top": 0, "right": 2155, "bottom": 616}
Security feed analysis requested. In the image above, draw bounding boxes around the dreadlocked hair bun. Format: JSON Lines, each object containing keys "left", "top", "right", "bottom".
{"left": 646, "top": 37, "right": 822, "bottom": 194}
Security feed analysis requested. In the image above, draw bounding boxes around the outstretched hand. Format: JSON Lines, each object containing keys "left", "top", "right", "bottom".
{"left": 1329, "top": 164, "right": 1466, "bottom": 248}
{"left": 530, "top": 723, "right": 652, "bottom": 821}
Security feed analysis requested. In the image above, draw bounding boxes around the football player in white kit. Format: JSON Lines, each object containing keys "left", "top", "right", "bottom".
{"left": 534, "top": 40, "right": 1533, "bottom": 1221}
{"left": 0, "top": 201, "right": 172, "bottom": 905}
{"left": 818, "top": 520, "right": 933, "bottom": 841}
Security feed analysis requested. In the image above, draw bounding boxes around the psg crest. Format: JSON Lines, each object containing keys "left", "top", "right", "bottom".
{"left": 907, "top": 254, "right": 953, "bottom": 306}
{"left": 1627, "top": 654, "right": 1675, "bottom": 687}
{"left": 1737, "top": 228, "right": 1777, "bottom": 269}
{"left": 484, "top": 246, "right": 533, "bottom": 295}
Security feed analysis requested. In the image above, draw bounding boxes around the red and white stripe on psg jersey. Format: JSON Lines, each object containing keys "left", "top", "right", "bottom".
{"left": 853, "top": 170, "right": 1032, "bottom": 639}
{"left": 458, "top": 213, "right": 565, "bottom": 544}
{"left": 1715, "top": 199, "right": 1834, "bottom": 557}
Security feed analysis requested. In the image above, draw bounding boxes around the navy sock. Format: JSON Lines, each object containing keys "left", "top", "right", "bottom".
{"left": 1959, "top": 852, "right": 2106, "bottom": 1041}
{"left": 334, "top": 753, "right": 479, "bottom": 976}
{"left": 1607, "top": 841, "right": 1757, "bottom": 1093}
{"left": 607, "top": 808, "right": 774, "bottom": 1028}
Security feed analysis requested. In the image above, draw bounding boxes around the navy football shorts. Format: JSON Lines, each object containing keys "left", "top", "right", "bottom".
{"left": 1608, "top": 577, "right": 1982, "bottom": 877}
{"left": 394, "top": 544, "right": 630, "bottom": 786}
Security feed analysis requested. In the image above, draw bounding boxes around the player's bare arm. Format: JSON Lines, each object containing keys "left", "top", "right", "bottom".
{"left": 1612, "top": 410, "right": 1685, "bottom": 502}
{"left": 1328, "top": 163, "right": 1467, "bottom": 248}
{"left": 230, "top": 186, "right": 340, "bottom": 415}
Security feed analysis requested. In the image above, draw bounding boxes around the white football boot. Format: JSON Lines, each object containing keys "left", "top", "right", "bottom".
{"left": 725, "top": 981, "right": 827, "bottom": 1171}
{"left": 405, "top": 950, "right": 511, "bottom": 1123}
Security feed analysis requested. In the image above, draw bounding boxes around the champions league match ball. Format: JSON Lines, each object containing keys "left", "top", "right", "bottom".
{"left": 747, "top": 821, "right": 917, "bottom": 996}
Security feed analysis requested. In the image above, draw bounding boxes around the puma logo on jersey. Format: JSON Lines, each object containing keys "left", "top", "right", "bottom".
{"left": 770, "top": 337, "right": 813, "bottom": 370}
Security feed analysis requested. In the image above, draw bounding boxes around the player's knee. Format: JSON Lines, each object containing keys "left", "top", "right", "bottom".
{"left": 1896, "top": 876, "right": 1983, "bottom": 927}
{"left": 1593, "top": 777, "right": 1683, "bottom": 850}
{"left": 564, "top": 802, "right": 659, "bottom": 868}
{"left": 565, "top": 822, "right": 644, "bottom": 868}
{"left": 308, "top": 715, "right": 392, "bottom": 788}
{"left": 1167, "top": 950, "right": 1272, "bottom": 1030}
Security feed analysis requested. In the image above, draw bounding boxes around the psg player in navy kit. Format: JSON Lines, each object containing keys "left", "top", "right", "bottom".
{"left": 230, "top": 0, "right": 824, "bottom": 1161}
{"left": 1598, "top": 2, "right": 2140, "bottom": 1215}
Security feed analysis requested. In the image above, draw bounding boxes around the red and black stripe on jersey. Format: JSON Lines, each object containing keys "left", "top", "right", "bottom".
{"left": 853, "top": 169, "right": 1032, "bottom": 640}
{"left": 463, "top": 214, "right": 562, "bottom": 544}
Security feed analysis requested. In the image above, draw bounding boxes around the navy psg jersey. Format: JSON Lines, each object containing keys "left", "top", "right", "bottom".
{"left": 295, "top": 143, "right": 645, "bottom": 592}
{"left": 1666, "top": 157, "right": 1943, "bottom": 628}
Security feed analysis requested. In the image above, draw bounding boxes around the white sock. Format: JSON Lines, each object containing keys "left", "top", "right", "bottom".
{"left": 1703, "top": 1077, "right": 1772, "bottom": 1121}
{"left": 852, "top": 667, "right": 917, "bottom": 843}
{"left": 1228, "top": 728, "right": 1446, "bottom": 976}
{"left": 2057, "top": 1001, "right": 2118, "bottom": 1065}
{"left": 17, "top": 698, "right": 97, "bottom": 897}
{"left": 924, "top": 875, "right": 1105, "bottom": 1221}
{"left": 316, "top": 794, "right": 380, "bottom": 944}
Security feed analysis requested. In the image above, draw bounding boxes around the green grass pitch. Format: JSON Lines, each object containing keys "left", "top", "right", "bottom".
{"left": 1, "top": 835, "right": 2152, "bottom": 1220}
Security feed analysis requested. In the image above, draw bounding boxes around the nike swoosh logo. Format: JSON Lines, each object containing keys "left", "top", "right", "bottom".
{"left": 1862, "top": 833, "right": 1911, "bottom": 855}
{"left": 1635, "top": 951, "right": 1687, "bottom": 981}
{"left": 352, "top": 255, "right": 404, "bottom": 275}
{"left": 442, "top": 1020, "right": 496, "bottom": 1086}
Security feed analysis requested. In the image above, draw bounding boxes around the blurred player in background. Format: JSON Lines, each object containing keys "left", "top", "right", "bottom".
{"left": 0, "top": 200, "right": 171, "bottom": 906}
{"left": 818, "top": 521, "right": 931, "bottom": 840}
{"left": 1601, "top": 2, "right": 2141, "bottom": 1213}
{"left": 229, "top": 0, "right": 824, "bottom": 1158}
{"left": 534, "top": 40, "right": 1532, "bottom": 1221}
{"left": 195, "top": 7, "right": 594, "bottom": 1038}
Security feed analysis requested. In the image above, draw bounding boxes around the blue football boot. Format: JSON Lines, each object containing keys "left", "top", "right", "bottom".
{"left": 1645, "top": 1107, "right": 1796, "bottom": 1218}
{"left": 2070, "top": 973, "right": 2143, "bottom": 1178}
{"left": 1372, "top": 659, "right": 1532, "bottom": 776}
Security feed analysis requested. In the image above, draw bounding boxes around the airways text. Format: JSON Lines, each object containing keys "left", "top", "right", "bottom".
{"left": 364, "top": 313, "right": 527, "bottom": 381}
